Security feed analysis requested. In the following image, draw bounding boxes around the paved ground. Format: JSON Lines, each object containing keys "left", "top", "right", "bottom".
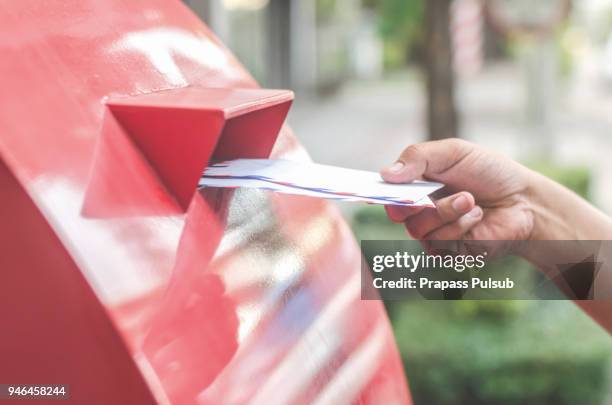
{"left": 288, "top": 59, "right": 612, "bottom": 218}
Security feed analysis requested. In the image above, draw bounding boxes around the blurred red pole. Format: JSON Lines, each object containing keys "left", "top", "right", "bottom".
{"left": 425, "top": 0, "right": 458, "bottom": 140}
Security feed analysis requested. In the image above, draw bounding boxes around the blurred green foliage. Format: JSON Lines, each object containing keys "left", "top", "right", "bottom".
{"left": 316, "top": 0, "right": 337, "bottom": 22}
{"left": 351, "top": 164, "right": 612, "bottom": 404}
{"left": 393, "top": 300, "right": 611, "bottom": 405}
{"left": 363, "top": 0, "right": 424, "bottom": 68}
{"left": 557, "top": 24, "right": 576, "bottom": 79}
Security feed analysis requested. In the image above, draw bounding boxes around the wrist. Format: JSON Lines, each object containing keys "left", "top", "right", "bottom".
{"left": 511, "top": 168, "right": 578, "bottom": 266}
{"left": 523, "top": 168, "right": 578, "bottom": 241}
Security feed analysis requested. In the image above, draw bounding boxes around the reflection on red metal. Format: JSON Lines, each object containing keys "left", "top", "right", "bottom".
{"left": 0, "top": 1, "right": 412, "bottom": 404}
{"left": 83, "top": 87, "right": 293, "bottom": 216}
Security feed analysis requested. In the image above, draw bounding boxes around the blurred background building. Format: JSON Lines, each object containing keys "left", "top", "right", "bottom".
{"left": 184, "top": 0, "right": 362, "bottom": 91}
{"left": 184, "top": 1, "right": 612, "bottom": 404}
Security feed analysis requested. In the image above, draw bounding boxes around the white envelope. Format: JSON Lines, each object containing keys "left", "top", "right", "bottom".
{"left": 199, "top": 159, "right": 443, "bottom": 207}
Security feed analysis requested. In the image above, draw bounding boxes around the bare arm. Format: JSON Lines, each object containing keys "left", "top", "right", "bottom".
{"left": 381, "top": 139, "right": 612, "bottom": 331}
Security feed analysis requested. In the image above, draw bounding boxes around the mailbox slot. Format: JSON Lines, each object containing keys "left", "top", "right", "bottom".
{"left": 82, "top": 87, "right": 293, "bottom": 217}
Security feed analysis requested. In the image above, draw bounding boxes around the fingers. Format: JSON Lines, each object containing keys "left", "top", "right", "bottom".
{"left": 384, "top": 189, "right": 471, "bottom": 223}
{"left": 425, "top": 206, "right": 483, "bottom": 240}
{"left": 380, "top": 139, "right": 473, "bottom": 183}
{"left": 436, "top": 192, "right": 475, "bottom": 223}
{"left": 385, "top": 204, "right": 426, "bottom": 223}
{"left": 380, "top": 145, "right": 427, "bottom": 183}
{"left": 404, "top": 192, "right": 477, "bottom": 239}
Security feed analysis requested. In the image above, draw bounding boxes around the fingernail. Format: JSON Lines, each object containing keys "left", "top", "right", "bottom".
{"left": 467, "top": 206, "right": 482, "bottom": 218}
{"left": 452, "top": 195, "right": 470, "bottom": 213}
{"left": 388, "top": 161, "right": 404, "bottom": 173}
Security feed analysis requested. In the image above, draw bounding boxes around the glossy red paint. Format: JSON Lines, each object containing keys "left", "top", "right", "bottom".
{"left": 0, "top": 1, "right": 412, "bottom": 404}
{"left": 83, "top": 87, "right": 293, "bottom": 215}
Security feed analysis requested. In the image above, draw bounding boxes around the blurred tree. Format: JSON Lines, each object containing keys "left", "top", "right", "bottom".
{"left": 425, "top": 0, "right": 458, "bottom": 140}
{"left": 365, "top": 0, "right": 458, "bottom": 139}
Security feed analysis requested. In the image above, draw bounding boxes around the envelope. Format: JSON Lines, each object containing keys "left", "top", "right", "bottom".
{"left": 199, "top": 159, "right": 443, "bottom": 207}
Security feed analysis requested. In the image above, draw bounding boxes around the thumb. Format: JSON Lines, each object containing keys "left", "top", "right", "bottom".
{"left": 380, "top": 139, "right": 472, "bottom": 184}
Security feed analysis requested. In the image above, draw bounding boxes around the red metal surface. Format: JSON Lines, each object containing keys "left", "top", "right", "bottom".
{"left": 0, "top": 1, "right": 412, "bottom": 404}
{"left": 83, "top": 87, "right": 293, "bottom": 216}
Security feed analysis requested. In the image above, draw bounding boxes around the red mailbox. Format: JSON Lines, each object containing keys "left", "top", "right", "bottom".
{"left": 0, "top": 1, "right": 412, "bottom": 404}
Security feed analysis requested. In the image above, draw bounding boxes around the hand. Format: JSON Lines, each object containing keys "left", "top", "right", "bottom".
{"left": 380, "top": 139, "right": 535, "bottom": 241}
{"left": 381, "top": 140, "right": 612, "bottom": 331}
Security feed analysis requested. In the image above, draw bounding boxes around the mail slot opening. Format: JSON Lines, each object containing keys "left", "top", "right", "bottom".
{"left": 82, "top": 87, "right": 293, "bottom": 217}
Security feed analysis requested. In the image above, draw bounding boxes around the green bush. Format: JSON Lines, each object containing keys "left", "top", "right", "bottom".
{"left": 351, "top": 164, "right": 612, "bottom": 404}
{"left": 393, "top": 300, "right": 611, "bottom": 405}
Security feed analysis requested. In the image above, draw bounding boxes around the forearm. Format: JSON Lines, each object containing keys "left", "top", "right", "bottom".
{"left": 518, "top": 168, "right": 612, "bottom": 275}
{"left": 526, "top": 169, "right": 612, "bottom": 241}
{"left": 522, "top": 170, "right": 612, "bottom": 333}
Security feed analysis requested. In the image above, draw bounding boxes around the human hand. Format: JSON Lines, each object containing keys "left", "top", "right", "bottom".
{"left": 381, "top": 140, "right": 612, "bottom": 332}
{"left": 380, "top": 139, "right": 535, "bottom": 241}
